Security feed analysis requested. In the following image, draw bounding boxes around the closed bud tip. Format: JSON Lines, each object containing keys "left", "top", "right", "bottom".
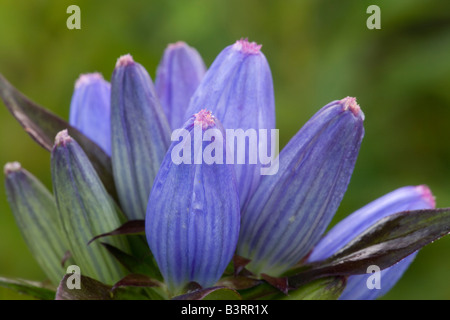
{"left": 168, "top": 41, "right": 188, "bottom": 49}
{"left": 4, "top": 161, "right": 21, "bottom": 175}
{"left": 193, "top": 109, "right": 215, "bottom": 129}
{"left": 116, "top": 54, "right": 134, "bottom": 67}
{"left": 232, "top": 38, "right": 262, "bottom": 55}
{"left": 74, "top": 72, "right": 104, "bottom": 89}
{"left": 54, "top": 129, "right": 72, "bottom": 147}
{"left": 416, "top": 184, "right": 436, "bottom": 208}
{"left": 340, "top": 96, "right": 362, "bottom": 117}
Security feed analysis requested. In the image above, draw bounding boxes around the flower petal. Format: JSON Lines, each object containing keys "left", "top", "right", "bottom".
{"left": 111, "top": 54, "right": 171, "bottom": 220}
{"left": 4, "top": 162, "right": 69, "bottom": 285}
{"left": 146, "top": 110, "right": 240, "bottom": 295}
{"left": 155, "top": 41, "right": 206, "bottom": 130}
{"left": 237, "top": 97, "right": 364, "bottom": 276}
{"left": 184, "top": 39, "right": 276, "bottom": 210}
{"left": 51, "top": 130, "right": 128, "bottom": 284}
{"left": 69, "top": 73, "right": 111, "bottom": 155}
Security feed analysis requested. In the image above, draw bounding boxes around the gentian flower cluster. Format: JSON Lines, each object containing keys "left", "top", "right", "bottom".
{"left": 1, "top": 39, "right": 447, "bottom": 301}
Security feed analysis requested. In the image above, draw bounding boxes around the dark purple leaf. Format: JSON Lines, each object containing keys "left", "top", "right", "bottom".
{"left": 56, "top": 274, "right": 113, "bottom": 300}
{"left": 173, "top": 286, "right": 241, "bottom": 300}
{"left": 288, "top": 208, "right": 450, "bottom": 288}
{"left": 0, "top": 73, "right": 117, "bottom": 198}
{"left": 88, "top": 220, "right": 145, "bottom": 245}
{"left": 111, "top": 274, "right": 161, "bottom": 292}
{"left": 261, "top": 274, "right": 289, "bottom": 295}
{"left": 101, "top": 242, "right": 160, "bottom": 279}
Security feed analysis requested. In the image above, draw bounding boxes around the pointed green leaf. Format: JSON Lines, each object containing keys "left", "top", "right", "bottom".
{"left": 0, "top": 277, "right": 56, "bottom": 300}
{"left": 101, "top": 242, "right": 161, "bottom": 280}
{"left": 288, "top": 208, "right": 450, "bottom": 287}
{"left": 111, "top": 274, "right": 161, "bottom": 292}
{"left": 173, "top": 287, "right": 241, "bottom": 300}
{"left": 56, "top": 274, "right": 113, "bottom": 300}
{"left": 0, "top": 74, "right": 117, "bottom": 198}
{"left": 282, "top": 277, "right": 346, "bottom": 300}
{"left": 4, "top": 162, "right": 70, "bottom": 285}
{"left": 88, "top": 220, "right": 145, "bottom": 245}
{"left": 51, "top": 130, "right": 129, "bottom": 285}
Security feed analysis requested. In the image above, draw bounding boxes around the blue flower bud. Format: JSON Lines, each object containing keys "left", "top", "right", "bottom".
{"left": 146, "top": 110, "right": 240, "bottom": 295}
{"left": 69, "top": 73, "right": 111, "bottom": 155}
{"left": 155, "top": 41, "right": 206, "bottom": 130}
{"left": 111, "top": 54, "right": 171, "bottom": 220}
{"left": 309, "top": 185, "right": 435, "bottom": 300}
{"left": 51, "top": 130, "right": 129, "bottom": 284}
{"left": 237, "top": 97, "right": 364, "bottom": 276}
{"left": 184, "top": 39, "right": 276, "bottom": 211}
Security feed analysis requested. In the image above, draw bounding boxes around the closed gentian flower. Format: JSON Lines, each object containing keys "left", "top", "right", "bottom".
{"left": 184, "top": 38, "right": 276, "bottom": 211}
{"left": 111, "top": 54, "right": 171, "bottom": 220}
{"left": 237, "top": 97, "right": 364, "bottom": 276}
{"left": 146, "top": 109, "right": 240, "bottom": 295}
{"left": 155, "top": 41, "right": 206, "bottom": 130}
{"left": 69, "top": 72, "right": 111, "bottom": 155}
{"left": 308, "top": 185, "right": 436, "bottom": 300}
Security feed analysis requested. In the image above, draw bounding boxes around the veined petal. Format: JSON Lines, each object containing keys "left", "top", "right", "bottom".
{"left": 4, "top": 162, "right": 69, "bottom": 285}
{"left": 111, "top": 54, "right": 171, "bottom": 220}
{"left": 146, "top": 110, "right": 240, "bottom": 295}
{"left": 155, "top": 41, "right": 206, "bottom": 130}
{"left": 308, "top": 185, "right": 435, "bottom": 300}
{"left": 237, "top": 97, "right": 364, "bottom": 276}
{"left": 184, "top": 38, "right": 276, "bottom": 211}
{"left": 51, "top": 130, "right": 128, "bottom": 285}
{"left": 69, "top": 73, "right": 111, "bottom": 155}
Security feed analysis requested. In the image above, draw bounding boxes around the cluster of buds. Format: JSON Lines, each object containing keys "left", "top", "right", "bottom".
{"left": 1, "top": 39, "right": 448, "bottom": 300}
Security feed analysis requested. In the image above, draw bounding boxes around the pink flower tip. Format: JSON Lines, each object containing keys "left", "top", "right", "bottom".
{"left": 194, "top": 109, "right": 216, "bottom": 130}
{"left": 232, "top": 38, "right": 262, "bottom": 55}
{"left": 3, "top": 162, "right": 21, "bottom": 175}
{"left": 340, "top": 96, "right": 361, "bottom": 117}
{"left": 415, "top": 185, "right": 436, "bottom": 208}
{"left": 168, "top": 41, "right": 188, "bottom": 50}
{"left": 74, "top": 72, "right": 104, "bottom": 89}
{"left": 54, "top": 129, "right": 73, "bottom": 147}
{"left": 116, "top": 54, "right": 135, "bottom": 68}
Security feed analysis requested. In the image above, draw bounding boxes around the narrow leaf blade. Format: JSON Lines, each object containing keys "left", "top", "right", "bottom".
{"left": 0, "top": 277, "right": 56, "bottom": 300}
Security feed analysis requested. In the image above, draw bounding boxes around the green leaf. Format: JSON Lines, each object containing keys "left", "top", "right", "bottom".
{"left": 282, "top": 277, "right": 346, "bottom": 300}
{"left": 111, "top": 274, "right": 161, "bottom": 292}
{"left": 55, "top": 273, "right": 157, "bottom": 300}
{"left": 0, "top": 277, "right": 56, "bottom": 300}
{"left": 51, "top": 131, "right": 129, "bottom": 285}
{"left": 101, "top": 242, "right": 161, "bottom": 280}
{"left": 56, "top": 274, "right": 113, "bottom": 300}
{"left": 0, "top": 74, "right": 117, "bottom": 199}
{"left": 173, "top": 287, "right": 242, "bottom": 300}
{"left": 4, "top": 163, "right": 71, "bottom": 285}
{"left": 288, "top": 208, "right": 450, "bottom": 287}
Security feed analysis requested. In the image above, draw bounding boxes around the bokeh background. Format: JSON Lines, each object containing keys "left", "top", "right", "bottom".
{"left": 1, "top": 0, "right": 450, "bottom": 299}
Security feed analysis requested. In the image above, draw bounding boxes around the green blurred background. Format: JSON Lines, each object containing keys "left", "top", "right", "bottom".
{"left": 1, "top": 0, "right": 450, "bottom": 299}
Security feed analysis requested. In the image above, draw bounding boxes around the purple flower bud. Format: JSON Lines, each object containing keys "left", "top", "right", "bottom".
{"left": 184, "top": 38, "right": 276, "bottom": 211}
{"left": 155, "top": 41, "right": 206, "bottom": 130}
{"left": 69, "top": 73, "right": 111, "bottom": 155}
{"left": 308, "top": 185, "right": 435, "bottom": 300}
{"left": 146, "top": 110, "right": 240, "bottom": 295}
{"left": 111, "top": 54, "right": 171, "bottom": 220}
{"left": 237, "top": 97, "right": 364, "bottom": 276}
